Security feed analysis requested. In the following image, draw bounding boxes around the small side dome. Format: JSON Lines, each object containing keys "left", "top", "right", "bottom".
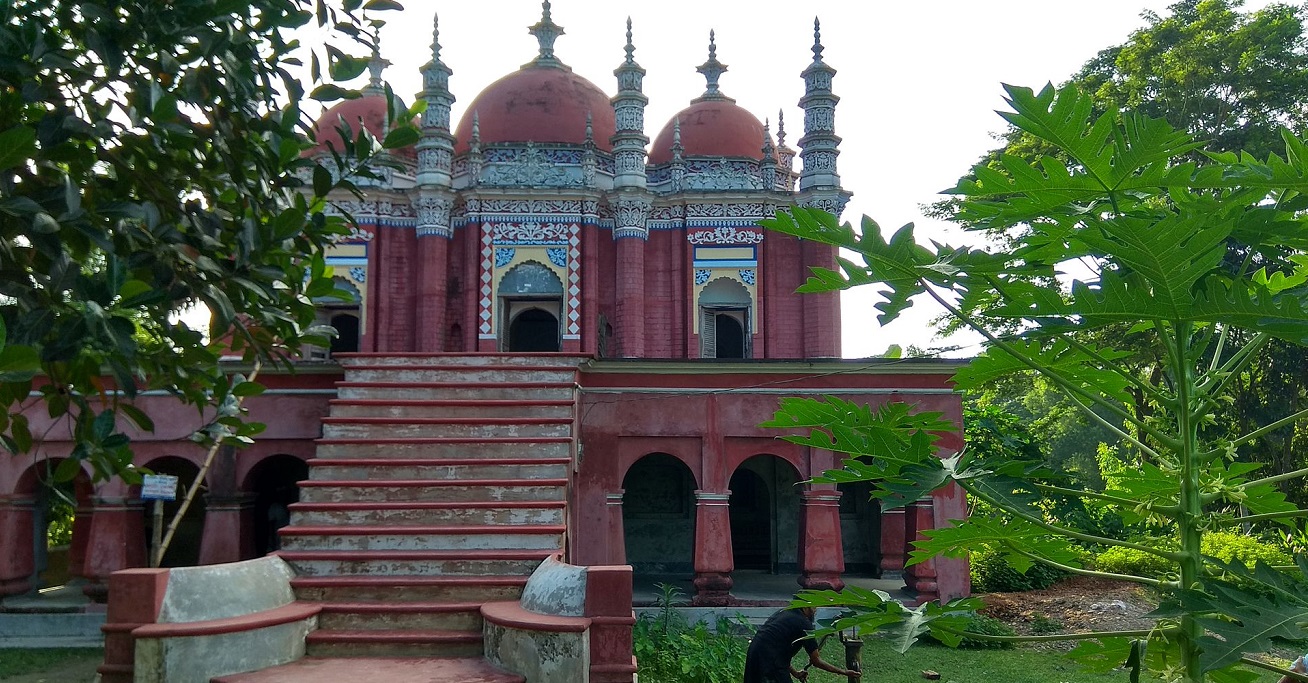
{"left": 649, "top": 100, "right": 765, "bottom": 164}
{"left": 453, "top": 67, "right": 616, "bottom": 154}
{"left": 309, "top": 95, "right": 417, "bottom": 160}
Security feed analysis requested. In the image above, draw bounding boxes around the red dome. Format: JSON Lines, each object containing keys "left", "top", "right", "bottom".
{"left": 453, "top": 67, "right": 616, "bottom": 154}
{"left": 311, "top": 95, "right": 415, "bottom": 159}
{"left": 649, "top": 99, "right": 765, "bottom": 164}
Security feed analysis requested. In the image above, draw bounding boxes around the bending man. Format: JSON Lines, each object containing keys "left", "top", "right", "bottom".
{"left": 744, "top": 605, "right": 860, "bottom": 682}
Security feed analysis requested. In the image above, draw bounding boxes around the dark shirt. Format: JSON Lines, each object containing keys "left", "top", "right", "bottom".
{"left": 744, "top": 610, "right": 818, "bottom": 683}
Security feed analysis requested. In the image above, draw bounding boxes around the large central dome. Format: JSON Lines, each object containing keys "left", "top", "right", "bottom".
{"left": 453, "top": 66, "right": 616, "bottom": 154}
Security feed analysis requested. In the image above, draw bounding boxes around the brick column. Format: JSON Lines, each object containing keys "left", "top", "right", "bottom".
{"left": 614, "top": 237, "right": 645, "bottom": 357}
{"left": 415, "top": 235, "right": 450, "bottom": 351}
{"left": 879, "top": 506, "right": 908, "bottom": 574}
{"left": 0, "top": 495, "right": 35, "bottom": 596}
{"left": 198, "top": 493, "right": 256, "bottom": 565}
{"left": 585, "top": 564, "right": 637, "bottom": 683}
{"left": 798, "top": 489, "right": 845, "bottom": 591}
{"left": 82, "top": 495, "right": 147, "bottom": 602}
{"left": 691, "top": 490, "right": 733, "bottom": 606}
{"left": 903, "top": 498, "right": 939, "bottom": 602}
{"left": 98, "top": 568, "right": 169, "bottom": 683}
{"left": 67, "top": 500, "right": 93, "bottom": 581}
{"left": 606, "top": 490, "right": 626, "bottom": 565}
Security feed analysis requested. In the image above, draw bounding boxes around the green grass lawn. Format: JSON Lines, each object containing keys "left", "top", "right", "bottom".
{"left": 796, "top": 639, "right": 1283, "bottom": 683}
{"left": 0, "top": 648, "right": 102, "bottom": 679}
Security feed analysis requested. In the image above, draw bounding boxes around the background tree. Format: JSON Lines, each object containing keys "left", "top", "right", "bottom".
{"left": 0, "top": 0, "right": 419, "bottom": 483}
{"left": 765, "top": 84, "right": 1308, "bottom": 683}
{"left": 932, "top": 0, "right": 1308, "bottom": 503}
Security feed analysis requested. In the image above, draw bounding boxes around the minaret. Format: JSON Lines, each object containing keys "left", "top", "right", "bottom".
{"left": 795, "top": 18, "right": 846, "bottom": 358}
{"left": 363, "top": 45, "right": 389, "bottom": 97}
{"left": 526, "top": 0, "right": 567, "bottom": 69}
{"left": 467, "top": 110, "right": 483, "bottom": 184}
{"left": 415, "top": 13, "right": 456, "bottom": 194}
{"left": 797, "top": 18, "right": 847, "bottom": 208}
{"left": 413, "top": 13, "right": 456, "bottom": 351}
{"left": 609, "top": 18, "right": 653, "bottom": 358}
{"left": 669, "top": 117, "right": 685, "bottom": 192}
{"left": 582, "top": 111, "right": 598, "bottom": 187}
{"left": 610, "top": 17, "right": 650, "bottom": 190}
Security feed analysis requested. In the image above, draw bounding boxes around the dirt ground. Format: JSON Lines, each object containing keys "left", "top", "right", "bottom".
{"left": 980, "top": 575, "right": 1158, "bottom": 647}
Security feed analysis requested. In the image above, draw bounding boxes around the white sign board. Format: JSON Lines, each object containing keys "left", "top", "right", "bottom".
{"left": 140, "top": 474, "right": 179, "bottom": 501}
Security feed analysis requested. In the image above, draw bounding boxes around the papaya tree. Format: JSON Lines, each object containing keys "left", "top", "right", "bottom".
{"left": 762, "top": 84, "right": 1308, "bottom": 683}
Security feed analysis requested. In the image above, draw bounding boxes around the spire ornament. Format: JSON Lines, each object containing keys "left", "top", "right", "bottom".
{"left": 624, "top": 16, "right": 636, "bottom": 65}
{"left": 364, "top": 44, "right": 389, "bottom": 95}
{"left": 528, "top": 0, "right": 567, "bottom": 67}
{"left": 811, "top": 17, "right": 825, "bottom": 63}
{"left": 693, "top": 30, "right": 733, "bottom": 102}
{"left": 776, "top": 109, "right": 787, "bottom": 148}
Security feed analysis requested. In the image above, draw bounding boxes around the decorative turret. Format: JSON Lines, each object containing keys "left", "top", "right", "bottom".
{"left": 669, "top": 117, "right": 685, "bottom": 191}
{"left": 467, "top": 110, "right": 483, "bottom": 184}
{"left": 775, "top": 109, "right": 797, "bottom": 190}
{"left": 693, "top": 30, "right": 734, "bottom": 103}
{"left": 610, "top": 17, "right": 650, "bottom": 190}
{"left": 363, "top": 46, "right": 389, "bottom": 96}
{"left": 797, "top": 17, "right": 849, "bottom": 213}
{"left": 760, "top": 119, "right": 778, "bottom": 190}
{"left": 415, "top": 13, "right": 455, "bottom": 236}
{"left": 526, "top": 0, "right": 567, "bottom": 68}
{"left": 582, "top": 111, "right": 598, "bottom": 188}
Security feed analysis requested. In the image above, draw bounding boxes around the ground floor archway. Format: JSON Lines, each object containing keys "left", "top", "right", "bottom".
{"left": 729, "top": 455, "right": 800, "bottom": 574}
{"left": 621, "top": 453, "right": 696, "bottom": 576}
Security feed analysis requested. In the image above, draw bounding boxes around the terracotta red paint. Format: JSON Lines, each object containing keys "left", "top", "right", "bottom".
{"left": 649, "top": 99, "right": 766, "bottom": 163}
{"left": 452, "top": 66, "right": 617, "bottom": 154}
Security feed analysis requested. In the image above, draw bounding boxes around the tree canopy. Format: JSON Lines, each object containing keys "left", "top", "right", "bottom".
{"left": 766, "top": 83, "right": 1308, "bottom": 683}
{"left": 0, "top": 0, "right": 417, "bottom": 481}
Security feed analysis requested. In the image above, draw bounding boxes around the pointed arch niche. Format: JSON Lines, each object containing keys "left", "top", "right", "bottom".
{"left": 696, "top": 276, "right": 753, "bottom": 359}
{"left": 496, "top": 260, "right": 564, "bottom": 352}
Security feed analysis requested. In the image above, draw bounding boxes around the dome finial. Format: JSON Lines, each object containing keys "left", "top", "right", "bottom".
{"left": 776, "top": 109, "right": 787, "bottom": 147}
{"left": 528, "top": 0, "right": 566, "bottom": 66}
{"left": 364, "top": 41, "right": 390, "bottom": 95}
{"left": 694, "top": 30, "right": 730, "bottom": 101}
{"left": 624, "top": 17, "right": 636, "bottom": 64}
{"left": 812, "top": 17, "right": 824, "bottom": 62}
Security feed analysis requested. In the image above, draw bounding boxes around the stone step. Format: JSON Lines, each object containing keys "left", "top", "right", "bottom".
{"left": 317, "top": 602, "right": 483, "bottom": 632}
{"left": 211, "top": 656, "right": 526, "bottom": 683}
{"left": 307, "top": 458, "right": 570, "bottom": 481}
{"left": 342, "top": 364, "right": 578, "bottom": 384}
{"left": 291, "top": 576, "right": 528, "bottom": 604}
{"left": 280, "top": 549, "right": 554, "bottom": 577}
{"left": 328, "top": 399, "right": 575, "bottom": 419}
{"left": 320, "top": 417, "right": 572, "bottom": 440}
{"left": 314, "top": 438, "right": 572, "bottom": 460}
{"left": 296, "top": 479, "right": 567, "bottom": 504}
{"left": 336, "top": 353, "right": 587, "bottom": 368}
{"left": 278, "top": 525, "right": 565, "bottom": 552}
{"left": 289, "top": 501, "right": 566, "bottom": 527}
{"left": 304, "top": 629, "right": 483, "bottom": 658}
{"left": 335, "top": 382, "right": 574, "bottom": 402}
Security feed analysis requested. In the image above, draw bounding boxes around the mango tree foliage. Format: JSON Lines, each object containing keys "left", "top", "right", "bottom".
{"left": 0, "top": 0, "right": 420, "bottom": 482}
{"left": 762, "top": 83, "right": 1308, "bottom": 682}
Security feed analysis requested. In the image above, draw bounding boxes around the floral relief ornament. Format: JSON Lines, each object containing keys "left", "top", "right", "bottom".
{"left": 686, "top": 226, "right": 765, "bottom": 245}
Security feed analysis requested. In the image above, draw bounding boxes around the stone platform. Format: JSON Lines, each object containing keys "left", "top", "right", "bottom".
{"left": 211, "top": 656, "right": 524, "bottom": 683}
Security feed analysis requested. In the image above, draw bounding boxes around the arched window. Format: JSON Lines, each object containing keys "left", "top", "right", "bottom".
{"left": 498, "top": 262, "right": 564, "bottom": 352}
{"left": 699, "top": 278, "right": 751, "bottom": 359}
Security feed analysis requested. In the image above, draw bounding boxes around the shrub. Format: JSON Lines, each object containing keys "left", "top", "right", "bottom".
{"left": 924, "top": 612, "right": 1015, "bottom": 649}
{"left": 633, "top": 584, "right": 750, "bottom": 683}
{"left": 1201, "top": 531, "right": 1293, "bottom": 568}
{"left": 1092, "top": 543, "right": 1175, "bottom": 578}
{"left": 970, "top": 546, "right": 1067, "bottom": 592}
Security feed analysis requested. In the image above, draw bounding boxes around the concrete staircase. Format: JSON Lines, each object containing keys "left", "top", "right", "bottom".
{"left": 277, "top": 354, "right": 582, "bottom": 662}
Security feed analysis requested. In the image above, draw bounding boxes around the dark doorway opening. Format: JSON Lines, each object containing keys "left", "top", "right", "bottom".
{"left": 715, "top": 313, "right": 745, "bottom": 358}
{"left": 728, "top": 468, "right": 771, "bottom": 570}
{"left": 509, "top": 308, "right": 560, "bottom": 352}
{"left": 330, "top": 313, "right": 359, "bottom": 354}
{"left": 245, "top": 455, "right": 308, "bottom": 556}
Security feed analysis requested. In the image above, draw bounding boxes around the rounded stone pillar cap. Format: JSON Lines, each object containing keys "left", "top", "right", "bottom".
{"left": 693, "top": 490, "right": 731, "bottom": 503}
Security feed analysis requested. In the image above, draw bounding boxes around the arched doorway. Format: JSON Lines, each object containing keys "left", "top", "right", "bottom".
{"left": 330, "top": 312, "right": 360, "bottom": 354}
{"left": 498, "top": 261, "right": 563, "bottom": 352}
{"left": 12, "top": 460, "right": 93, "bottom": 593}
{"left": 838, "top": 481, "right": 882, "bottom": 576}
{"left": 244, "top": 454, "right": 308, "bottom": 556}
{"left": 728, "top": 455, "right": 801, "bottom": 574}
{"left": 699, "top": 278, "right": 751, "bottom": 359}
{"left": 621, "top": 453, "right": 696, "bottom": 577}
{"left": 141, "top": 456, "right": 205, "bottom": 568}
{"left": 509, "top": 308, "right": 560, "bottom": 352}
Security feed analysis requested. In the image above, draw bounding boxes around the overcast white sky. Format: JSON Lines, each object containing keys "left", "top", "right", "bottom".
{"left": 346, "top": 0, "right": 1258, "bottom": 358}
